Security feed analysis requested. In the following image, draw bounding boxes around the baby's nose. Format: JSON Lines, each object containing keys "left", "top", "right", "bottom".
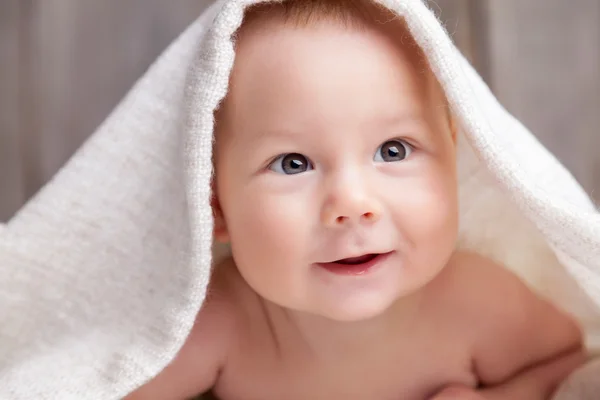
{"left": 331, "top": 210, "right": 379, "bottom": 226}
{"left": 321, "top": 193, "right": 382, "bottom": 228}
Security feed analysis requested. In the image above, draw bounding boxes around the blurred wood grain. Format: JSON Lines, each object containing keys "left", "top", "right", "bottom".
{"left": 484, "top": 0, "right": 600, "bottom": 199}
{"left": 0, "top": 0, "right": 25, "bottom": 221}
{"left": 20, "top": 0, "right": 213, "bottom": 195}
{"left": 1, "top": 0, "right": 599, "bottom": 221}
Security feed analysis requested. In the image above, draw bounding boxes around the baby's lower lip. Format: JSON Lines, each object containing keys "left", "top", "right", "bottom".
{"left": 317, "top": 252, "right": 393, "bottom": 276}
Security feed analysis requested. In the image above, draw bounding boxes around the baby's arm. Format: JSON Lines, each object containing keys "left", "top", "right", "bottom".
{"left": 432, "top": 332, "right": 584, "bottom": 400}
{"left": 124, "top": 286, "right": 235, "bottom": 400}
{"left": 476, "top": 350, "right": 585, "bottom": 400}
{"left": 464, "top": 254, "right": 586, "bottom": 399}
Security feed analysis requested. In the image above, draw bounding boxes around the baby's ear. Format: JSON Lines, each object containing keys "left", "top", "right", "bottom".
{"left": 447, "top": 109, "right": 457, "bottom": 144}
{"left": 450, "top": 115, "right": 457, "bottom": 143}
{"left": 210, "top": 180, "right": 230, "bottom": 243}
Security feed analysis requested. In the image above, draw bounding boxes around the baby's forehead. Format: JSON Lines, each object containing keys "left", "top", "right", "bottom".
{"left": 233, "top": 2, "right": 439, "bottom": 93}
{"left": 214, "top": 1, "right": 449, "bottom": 140}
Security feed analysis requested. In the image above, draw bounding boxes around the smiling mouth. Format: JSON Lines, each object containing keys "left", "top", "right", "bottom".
{"left": 318, "top": 252, "right": 393, "bottom": 276}
{"left": 333, "top": 254, "right": 378, "bottom": 265}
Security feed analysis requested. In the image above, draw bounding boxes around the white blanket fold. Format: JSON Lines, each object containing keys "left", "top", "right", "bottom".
{"left": 0, "top": 0, "right": 599, "bottom": 399}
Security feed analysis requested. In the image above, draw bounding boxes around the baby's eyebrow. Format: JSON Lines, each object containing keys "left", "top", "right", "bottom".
{"left": 372, "top": 111, "right": 430, "bottom": 133}
{"left": 375, "top": 110, "right": 424, "bottom": 125}
{"left": 255, "top": 127, "right": 302, "bottom": 140}
{"left": 240, "top": 126, "right": 304, "bottom": 153}
{"left": 245, "top": 125, "right": 312, "bottom": 149}
{"left": 240, "top": 111, "right": 429, "bottom": 151}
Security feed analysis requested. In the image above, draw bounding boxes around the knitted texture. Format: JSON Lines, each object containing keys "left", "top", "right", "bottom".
{"left": 0, "top": 1, "right": 598, "bottom": 398}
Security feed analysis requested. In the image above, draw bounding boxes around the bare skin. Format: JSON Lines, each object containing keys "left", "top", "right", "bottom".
{"left": 125, "top": 251, "right": 583, "bottom": 400}
{"left": 125, "top": 5, "right": 585, "bottom": 399}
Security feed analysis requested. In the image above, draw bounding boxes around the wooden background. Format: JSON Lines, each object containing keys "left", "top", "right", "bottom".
{"left": 1, "top": 0, "right": 599, "bottom": 221}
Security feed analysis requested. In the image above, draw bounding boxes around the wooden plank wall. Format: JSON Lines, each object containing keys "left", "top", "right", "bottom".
{"left": 0, "top": 0, "right": 212, "bottom": 221}
{"left": 485, "top": 0, "right": 600, "bottom": 200}
{"left": 0, "top": 0, "right": 25, "bottom": 221}
{"left": 434, "top": 0, "right": 600, "bottom": 201}
{"left": 1, "top": 0, "right": 599, "bottom": 221}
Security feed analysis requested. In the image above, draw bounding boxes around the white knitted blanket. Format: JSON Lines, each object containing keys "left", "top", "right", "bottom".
{"left": 1, "top": 1, "right": 599, "bottom": 398}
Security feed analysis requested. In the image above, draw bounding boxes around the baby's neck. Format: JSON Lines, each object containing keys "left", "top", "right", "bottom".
{"left": 266, "top": 292, "right": 425, "bottom": 362}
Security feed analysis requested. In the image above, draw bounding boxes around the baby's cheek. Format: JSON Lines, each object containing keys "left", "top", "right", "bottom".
{"left": 423, "top": 186, "right": 457, "bottom": 239}
{"left": 230, "top": 191, "right": 312, "bottom": 261}
{"left": 229, "top": 192, "right": 314, "bottom": 306}
{"left": 397, "top": 187, "right": 457, "bottom": 285}
{"left": 396, "top": 174, "right": 458, "bottom": 246}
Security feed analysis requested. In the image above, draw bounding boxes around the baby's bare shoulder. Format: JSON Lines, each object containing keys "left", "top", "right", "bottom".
{"left": 427, "top": 251, "right": 534, "bottom": 324}
{"left": 198, "top": 256, "right": 251, "bottom": 352}
{"left": 201, "top": 257, "right": 241, "bottom": 327}
{"left": 433, "top": 251, "right": 582, "bottom": 385}
{"left": 434, "top": 251, "right": 536, "bottom": 317}
{"left": 434, "top": 250, "right": 577, "bottom": 336}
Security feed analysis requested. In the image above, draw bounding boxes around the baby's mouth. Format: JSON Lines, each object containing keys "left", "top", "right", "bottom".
{"left": 318, "top": 252, "right": 392, "bottom": 276}
{"left": 333, "top": 254, "right": 378, "bottom": 265}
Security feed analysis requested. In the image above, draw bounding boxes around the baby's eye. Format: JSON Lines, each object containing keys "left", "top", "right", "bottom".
{"left": 374, "top": 139, "right": 412, "bottom": 162}
{"left": 269, "top": 153, "right": 313, "bottom": 175}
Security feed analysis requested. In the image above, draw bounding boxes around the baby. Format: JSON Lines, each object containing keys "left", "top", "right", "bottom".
{"left": 126, "top": 1, "right": 585, "bottom": 399}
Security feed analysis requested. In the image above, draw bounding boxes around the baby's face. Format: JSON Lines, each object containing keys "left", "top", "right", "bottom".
{"left": 213, "top": 18, "right": 458, "bottom": 321}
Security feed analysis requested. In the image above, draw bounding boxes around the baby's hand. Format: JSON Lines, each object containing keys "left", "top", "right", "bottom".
{"left": 429, "top": 385, "right": 486, "bottom": 400}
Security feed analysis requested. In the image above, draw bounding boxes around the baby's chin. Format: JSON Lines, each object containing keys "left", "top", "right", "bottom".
{"left": 305, "top": 274, "right": 433, "bottom": 322}
{"left": 313, "top": 299, "right": 400, "bottom": 323}
{"left": 297, "top": 285, "right": 419, "bottom": 323}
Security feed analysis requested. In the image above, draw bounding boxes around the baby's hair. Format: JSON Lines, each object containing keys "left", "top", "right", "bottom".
{"left": 241, "top": 0, "right": 397, "bottom": 30}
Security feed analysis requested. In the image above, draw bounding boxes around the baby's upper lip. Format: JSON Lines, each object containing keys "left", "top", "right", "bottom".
{"left": 320, "top": 250, "right": 393, "bottom": 264}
